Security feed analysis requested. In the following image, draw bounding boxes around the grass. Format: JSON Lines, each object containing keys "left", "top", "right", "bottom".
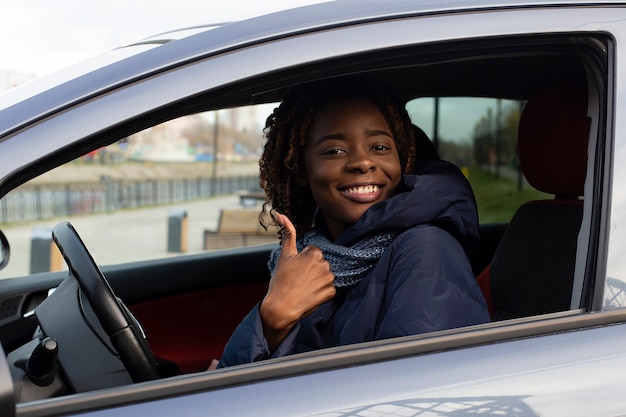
{"left": 467, "top": 166, "right": 550, "bottom": 223}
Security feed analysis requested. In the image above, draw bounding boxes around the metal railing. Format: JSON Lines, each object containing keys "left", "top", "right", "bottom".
{"left": 0, "top": 175, "right": 258, "bottom": 224}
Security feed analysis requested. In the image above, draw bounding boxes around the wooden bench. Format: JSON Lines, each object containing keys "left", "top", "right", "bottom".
{"left": 203, "top": 209, "right": 279, "bottom": 250}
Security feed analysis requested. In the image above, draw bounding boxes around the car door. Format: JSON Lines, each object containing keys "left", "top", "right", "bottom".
{"left": 2, "top": 2, "right": 626, "bottom": 416}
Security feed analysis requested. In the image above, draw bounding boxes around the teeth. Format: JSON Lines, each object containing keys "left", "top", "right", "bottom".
{"left": 346, "top": 185, "right": 379, "bottom": 194}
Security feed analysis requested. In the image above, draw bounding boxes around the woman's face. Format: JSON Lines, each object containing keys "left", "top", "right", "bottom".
{"left": 303, "top": 97, "right": 402, "bottom": 239}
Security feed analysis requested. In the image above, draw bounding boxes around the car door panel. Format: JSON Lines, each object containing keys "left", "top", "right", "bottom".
{"left": 129, "top": 282, "right": 267, "bottom": 373}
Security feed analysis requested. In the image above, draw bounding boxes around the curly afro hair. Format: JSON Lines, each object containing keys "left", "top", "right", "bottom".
{"left": 258, "top": 76, "right": 416, "bottom": 236}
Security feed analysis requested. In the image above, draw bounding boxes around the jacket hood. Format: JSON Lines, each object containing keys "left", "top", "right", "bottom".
{"left": 335, "top": 160, "right": 479, "bottom": 256}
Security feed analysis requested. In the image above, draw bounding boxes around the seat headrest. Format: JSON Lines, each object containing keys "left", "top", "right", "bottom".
{"left": 518, "top": 84, "right": 590, "bottom": 196}
{"left": 413, "top": 124, "right": 440, "bottom": 162}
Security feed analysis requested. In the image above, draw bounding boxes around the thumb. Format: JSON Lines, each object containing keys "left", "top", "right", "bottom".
{"left": 276, "top": 213, "right": 298, "bottom": 257}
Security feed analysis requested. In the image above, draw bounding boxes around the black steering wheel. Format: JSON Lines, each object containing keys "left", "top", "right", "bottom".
{"left": 51, "top": 221, "right": 159, "bottom": 383}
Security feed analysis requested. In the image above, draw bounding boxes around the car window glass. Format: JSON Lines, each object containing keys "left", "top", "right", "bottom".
{"left": 406, "top": 97, "right": 550, "bottom": 224}
{"left": 0, "top": 103, "right": 278, "bottom": 279}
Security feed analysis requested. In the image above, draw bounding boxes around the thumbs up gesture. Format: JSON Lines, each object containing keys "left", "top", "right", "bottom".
{"left": 260, "top": 213, "right": 336, "bottom": 350}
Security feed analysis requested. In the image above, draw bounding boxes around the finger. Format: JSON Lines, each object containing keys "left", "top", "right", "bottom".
{"left": 275, "top": 213, "right": 298, "bottom": 257}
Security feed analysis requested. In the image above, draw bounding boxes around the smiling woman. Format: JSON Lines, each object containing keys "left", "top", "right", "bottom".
{"left": 217, "top": 77, "right": 490, "bottom": 367}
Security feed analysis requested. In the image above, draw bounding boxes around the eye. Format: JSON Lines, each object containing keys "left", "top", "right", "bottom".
{"left": 322, "top": 147, "right": 346, "bottom": 156}
{"left": 371, "top": 144, "right": 392, "bottom": 152}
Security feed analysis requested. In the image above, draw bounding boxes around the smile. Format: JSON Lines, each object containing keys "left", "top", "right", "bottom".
{"left": 345, "top": 185, "right": 380, "bottom": 194}
{"left": 340, "top": 184, "right": 384, "bottom": 203}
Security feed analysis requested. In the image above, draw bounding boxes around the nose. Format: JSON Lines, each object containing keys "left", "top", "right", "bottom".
{"left": 345, "top": 147, "right": 376, "bottom": 173}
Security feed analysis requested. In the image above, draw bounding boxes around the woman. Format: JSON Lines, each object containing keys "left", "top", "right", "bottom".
{"left": 218, "top": 77, "right": 489, "bottom": 367}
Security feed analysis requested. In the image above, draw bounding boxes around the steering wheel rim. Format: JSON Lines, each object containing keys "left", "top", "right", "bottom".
{"left": 51, "top": 221, "right": 159, "bottom": 383}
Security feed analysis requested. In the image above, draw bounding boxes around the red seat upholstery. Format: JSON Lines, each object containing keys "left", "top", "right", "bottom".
{"left": 477, "top": 84, "right": 591, "bottom": 320}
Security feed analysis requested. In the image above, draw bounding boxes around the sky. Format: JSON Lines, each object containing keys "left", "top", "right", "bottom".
{"left": 0, "top": 0, "right": 332, "bottom": 77}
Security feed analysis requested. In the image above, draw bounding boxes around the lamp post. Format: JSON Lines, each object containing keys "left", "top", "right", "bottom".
{"left": 212, "top": 111, "right": 219, "bottom": 196}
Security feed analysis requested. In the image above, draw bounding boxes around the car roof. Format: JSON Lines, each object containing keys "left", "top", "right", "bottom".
{"left": 0, "top": 0, "right": 621, "bottom": 139}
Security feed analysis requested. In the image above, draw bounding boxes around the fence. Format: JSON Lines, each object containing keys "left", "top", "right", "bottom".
{"left": 0, "top": 175, "right": 258, "bottom": 224}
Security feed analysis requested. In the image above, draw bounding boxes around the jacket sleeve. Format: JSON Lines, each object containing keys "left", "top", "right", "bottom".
{"left": 375, "top": 226, "right": 489, "bottom": 340}
{"left": 217, "top": 303, "right": 300, "bottom": 368}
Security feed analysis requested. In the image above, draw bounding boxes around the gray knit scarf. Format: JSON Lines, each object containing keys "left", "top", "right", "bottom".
{"left": 268, "top": 229, "right": 399, "bottom": 288}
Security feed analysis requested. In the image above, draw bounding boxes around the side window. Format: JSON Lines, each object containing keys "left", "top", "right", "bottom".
{"left": 406, "top": 97, "right": 549, "bottom": 224}
{"left": 0, "top": 104, "right": 277, "bottom": 279}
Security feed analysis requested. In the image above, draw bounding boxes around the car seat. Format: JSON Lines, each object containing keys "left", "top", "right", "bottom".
{"left": 413, "top": 123, "right": 440, "bottom": 162}
{"left": 477, "top": 84, "right": 591, "bottom": 320}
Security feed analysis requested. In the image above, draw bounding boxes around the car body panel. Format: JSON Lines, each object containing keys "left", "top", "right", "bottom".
{"left": 15, "top": 313, "right": 626, "bottom": 417}
{"left": 2, "top": 0, "right": 621, "bottom": 125}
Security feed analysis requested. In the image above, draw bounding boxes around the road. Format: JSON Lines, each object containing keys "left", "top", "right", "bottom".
{"left": 0, "top": 194, "right": 257, "bottom": 279}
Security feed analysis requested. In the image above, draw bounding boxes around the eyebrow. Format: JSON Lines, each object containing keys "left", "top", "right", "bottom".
{"left": 313, "top": 129, "right": 393, "bottom": 146}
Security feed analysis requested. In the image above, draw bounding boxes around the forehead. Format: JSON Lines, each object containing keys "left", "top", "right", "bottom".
{"left": 311, "top": 96, "right": 388, "bottom": 127}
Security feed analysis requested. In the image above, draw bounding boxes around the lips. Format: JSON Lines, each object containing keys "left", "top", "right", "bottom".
{"left": 339, "top": 183, "right": 384, "bottom": 203}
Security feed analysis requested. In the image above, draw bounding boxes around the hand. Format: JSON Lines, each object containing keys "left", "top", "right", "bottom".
{"left": 260, "top": 213, "right": 336, "bottom": 350}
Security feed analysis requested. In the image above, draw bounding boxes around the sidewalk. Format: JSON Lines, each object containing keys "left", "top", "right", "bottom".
{"left": 0, "top": 194, "right": 258, "bottom": 279}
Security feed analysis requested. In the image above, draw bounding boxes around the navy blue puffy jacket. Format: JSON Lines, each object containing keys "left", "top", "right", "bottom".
{"left": 218, "top": 160, "right": 489, "bottom": 367}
